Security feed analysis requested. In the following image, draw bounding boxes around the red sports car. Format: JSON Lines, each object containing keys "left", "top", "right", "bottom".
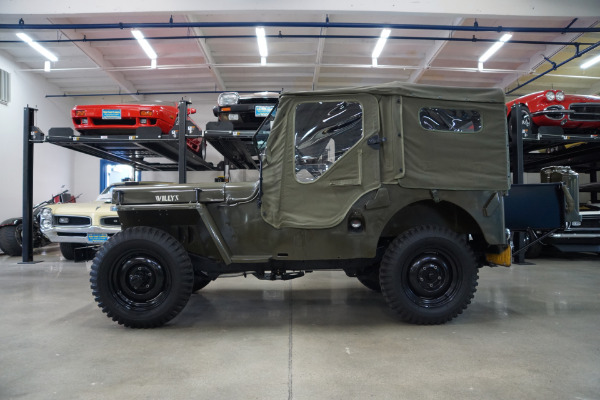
{"left": 71, "top": 104, "right": 203, "bottom": 154}
{"left": 506, "top": 90, "right": 600, "bottom": 138}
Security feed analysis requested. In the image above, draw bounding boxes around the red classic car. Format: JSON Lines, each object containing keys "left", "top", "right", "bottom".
{"left": 71, "top": 104, "right": 203, "bottom": 154}
{"left": 506, "top": 90, "right": 600, "bottom": 138}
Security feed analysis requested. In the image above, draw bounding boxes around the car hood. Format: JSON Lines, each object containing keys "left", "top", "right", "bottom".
{"left": 46, "top": 201, "right": 115, "bottom": 215}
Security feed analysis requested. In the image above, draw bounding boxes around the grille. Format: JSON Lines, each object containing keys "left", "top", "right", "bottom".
{"left": 569, "top": 103, "right": 600, "bottom": 121}
{"left": 100, "top": 217, "right": 120, "bottom": 226}
{"left": 53, "top": 216, "right": 91, "bottom": 226}
{"left": 238, "top": 98, "right": 276, "bottom": 105}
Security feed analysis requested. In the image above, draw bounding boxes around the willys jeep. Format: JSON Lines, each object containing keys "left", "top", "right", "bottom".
{"left": 90, "top": 82, "right": 512, "bottom": 328}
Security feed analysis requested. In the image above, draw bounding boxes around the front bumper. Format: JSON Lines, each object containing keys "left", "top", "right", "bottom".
{"left": 42, "top": 225, "right": 121, "bottom": 244}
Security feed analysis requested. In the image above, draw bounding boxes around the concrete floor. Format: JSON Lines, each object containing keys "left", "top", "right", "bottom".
{"left": 0, "top": 245, "right": 599, "bottom": 400}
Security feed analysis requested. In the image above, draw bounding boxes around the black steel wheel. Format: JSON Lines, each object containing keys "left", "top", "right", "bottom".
{"left": 380, "top": 225, "right": 479, "bottom": 325}
{"left": 90, "top": 226, "right": 193, "bottom": 328}
{"left": 0, "top": 225, "right": 23, "bottom": 256}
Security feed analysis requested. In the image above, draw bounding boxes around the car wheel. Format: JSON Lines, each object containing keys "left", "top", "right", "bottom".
{"left": 90, "top": 226, "right": 193, "bottom": 328}
{"left": 380, "top": 225, "right": 479, "bottom": 325}
{"left": 59, "top": 242, "right": 85, "bottom": 260}
{"left": 356, "top": 264, "right": 381, "bottom": 292}
{"left": 0, "top": 225, "right": 23, "bottom": 256}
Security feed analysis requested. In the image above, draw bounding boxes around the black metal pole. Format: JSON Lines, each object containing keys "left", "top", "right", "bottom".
{"left": 21, "top": 107, "right": 36, "bottom": 263}
{"left": 511, "top": 104, "right": 526, "bottom": 264}
{"left": 177, "top": 100, "right": 190, "bottom": 184}
{"left": 591, "top": 170, "right": 598, "bottom": 203}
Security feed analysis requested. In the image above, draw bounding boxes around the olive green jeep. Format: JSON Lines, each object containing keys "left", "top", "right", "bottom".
{"left": 90, "top": 82, "right": 512, "bottom": 328}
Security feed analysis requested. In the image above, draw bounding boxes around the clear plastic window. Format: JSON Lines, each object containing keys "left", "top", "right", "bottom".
{"left": 294, "top": 101, "right": 363, "bottom": 182}
{"left": 419, "top": 108, "right": 482, "bottom": 133}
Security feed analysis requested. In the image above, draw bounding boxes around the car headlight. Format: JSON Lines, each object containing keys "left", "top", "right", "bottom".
{"left": 40, "top": 208, "right": 53, "bottom": 230}
{"left": 218, "top": 92, "right": 240, "bottom": 106}
{"left": 545, "top": 91, "right": 556, "bottom": 101}
{"left": 555, "top": 91, "right": 565, "bottom": 101}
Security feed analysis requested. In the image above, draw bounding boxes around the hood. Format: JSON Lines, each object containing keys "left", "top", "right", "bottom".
{"left": 46, "top": 201, "right": 114, "bottom": 215}
{"left": 113, "top": 181, "right": 258, "bottom": 206}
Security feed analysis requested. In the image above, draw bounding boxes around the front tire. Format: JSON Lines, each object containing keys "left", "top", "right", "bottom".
{"left": 0, "top": 225, "right": 23, "bottom": 256}
{"left": 380, "top": 225, "right": 479, "bottom": 325}
{"left": 90, "top": 226, "right": 194, "bottom": 328}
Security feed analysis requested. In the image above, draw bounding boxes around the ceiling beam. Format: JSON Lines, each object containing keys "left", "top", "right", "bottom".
{"left": 408, "top": 17, "right": 463, "bottom": 83}
{"left": 185, "top": 15, "right": 226, "bottom": 92}
{"left": 5, "top": 1, "right": 600, "bottom": 19}
{"left": 500, "top": 18, "right": 599, "bottom": 91}
{"left": 48, "top": 18, "right": 142, "bottom": 101}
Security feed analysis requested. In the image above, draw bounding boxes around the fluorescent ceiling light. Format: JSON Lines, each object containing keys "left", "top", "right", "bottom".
{"left": 581, "top": 53, "right": 600, "bottom": 69}
{"left": 372, "top": 29, "right": 391, "bottom": 59}
{"left": 44, "top": 60, "right": 51, "bottom": 72}
{"left": 256, "top": 27, "right": 268, "bottom": 63}
{"left": 16, "top": 33, "right": 58, "bottom": 62}
{"left": 131, "top": 30, "right": 157, "bottom": 61}
{"left": 478, "top": 33, "right": 512, "bottom": 68}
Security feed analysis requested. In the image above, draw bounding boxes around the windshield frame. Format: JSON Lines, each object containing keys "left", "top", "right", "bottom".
{"left": 252, "top": 100, "right": 279, "bottom": 159}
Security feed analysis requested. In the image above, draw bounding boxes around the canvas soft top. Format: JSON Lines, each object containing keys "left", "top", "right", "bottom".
{"left": 281, "top": 81, "right": 505, "bottom": 103}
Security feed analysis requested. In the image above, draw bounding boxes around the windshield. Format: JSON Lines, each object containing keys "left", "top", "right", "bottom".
{"left": 96, "top": 185, "right": 115, "bottom": 202}
{"left": 253, "top": 104, "right": 278, "bottom": 158}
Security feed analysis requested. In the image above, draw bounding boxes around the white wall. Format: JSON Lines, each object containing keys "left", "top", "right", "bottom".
{"left": 0, "top": 50, "right": 81, "bottom": 219}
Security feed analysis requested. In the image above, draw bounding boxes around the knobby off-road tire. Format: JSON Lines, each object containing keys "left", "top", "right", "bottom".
{"left": 90, "top": 226, "right": 194, "bottom": 328}
{"left": 59, "top": 242, "right": 85, "bottom": 260}
{"left": 380, "top": 225, "right": 479, "bottom": 325}
{"left": 0, "top": 225, "right": 23, "bottom": 256}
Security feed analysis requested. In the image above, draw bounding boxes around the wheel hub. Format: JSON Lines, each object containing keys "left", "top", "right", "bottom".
{"left": 408, "top": 255, "right": 451, "bottom": 298}
{"left": 115, "top": 256, "right": 167, "bottom": 303}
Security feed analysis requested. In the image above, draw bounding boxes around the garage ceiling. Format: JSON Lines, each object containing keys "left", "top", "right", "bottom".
{"left": 1, "top": 2, "right": 599, "bottom": 102}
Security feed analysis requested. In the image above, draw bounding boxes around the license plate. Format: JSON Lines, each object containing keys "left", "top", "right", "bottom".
{"left": 255, "top": 105, "right": 273, "bottom": 117}
{"left": 102, "top": 109, "right": 121, "bottom": 120}
{"left": 88, "top": 233, "right": 109, "bottom": 242}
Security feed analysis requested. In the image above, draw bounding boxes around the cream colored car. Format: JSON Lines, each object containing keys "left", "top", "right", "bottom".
{"left": 39, "top": 182, "right": 164, "bottom": 260}
{"left": 39, "top": 185, "right": 121, "bottom": 259}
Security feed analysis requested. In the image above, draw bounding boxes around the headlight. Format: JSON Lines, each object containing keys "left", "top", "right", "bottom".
{"left": 555, "top": 91, "right": 565, "bottom": 101}
{"left": 218, "top": 92, "right": 240, "bottom": 106}
{"left": 40, "top": 208, "right": 53, "bottom": 230}
{"left": 545, "top": 91, "right": 556, "bottom": 101}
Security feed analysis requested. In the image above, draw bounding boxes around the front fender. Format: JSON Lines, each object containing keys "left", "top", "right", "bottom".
{"left": 1, "top": 217, "right": 22, "bottom": 228}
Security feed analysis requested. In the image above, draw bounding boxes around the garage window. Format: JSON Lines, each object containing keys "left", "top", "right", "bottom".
{"left": 419, "top": 107, "right": 482, "bottom": 133}
{"left": 294, "top": 101, "right": 363, "bottom": 182}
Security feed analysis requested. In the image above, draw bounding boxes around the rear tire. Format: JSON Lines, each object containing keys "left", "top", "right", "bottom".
{"left": 380, "top": 225, "right": 479, "bottom": 325}
{"left": 90, "top": 226, "right": 193, "bottom": 328}
{"left": 0, "top": 225, "right": 23, "bottom": 256}
{"left": 59, "top": 242, "right": 85, "bottom": 260}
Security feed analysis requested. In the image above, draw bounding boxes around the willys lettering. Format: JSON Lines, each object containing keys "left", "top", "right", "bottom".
{"left": 155, "top": 194, "right": 180, "bottom": 202}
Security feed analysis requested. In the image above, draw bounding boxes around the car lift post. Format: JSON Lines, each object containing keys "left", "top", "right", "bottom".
{"left": 21, "top": 106, "right": 36, "bottom": 263}
{"left": 177, "top": 100, "right": 190, "bottom": 184}
{"left": 511, "top": 104, "right": 527, "bottom": 264}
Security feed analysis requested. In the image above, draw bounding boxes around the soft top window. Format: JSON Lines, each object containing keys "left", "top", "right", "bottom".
{"left": 419, "top": 108, "right": 482, "bottom": 133}
{"left": 294, "top": 101, "right": 363, "bottom": 182}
